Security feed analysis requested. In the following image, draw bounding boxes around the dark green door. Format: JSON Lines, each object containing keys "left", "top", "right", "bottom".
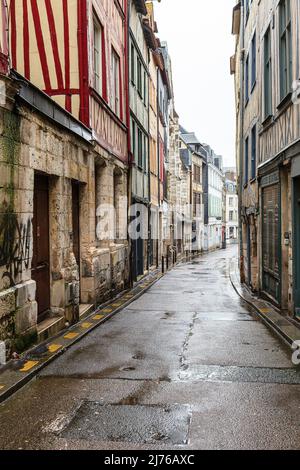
{"left": 247, "top": 224, "right": 251, "bottom": 286}
{"left": 293, "top": 177, "right": 300, "bottom": 318}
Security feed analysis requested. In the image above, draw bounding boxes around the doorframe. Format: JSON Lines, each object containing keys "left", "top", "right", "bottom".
{"left": 72, "top": 180, "right": 81, "bottom": 303}
{"left": 293, "top": 175, "right": 300, "bottom": 318}
{"left": 260, "top": 175, "right": 282, "bottom": 306}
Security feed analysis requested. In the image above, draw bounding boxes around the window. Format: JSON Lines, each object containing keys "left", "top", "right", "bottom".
{"left": 245, "top": 0, "right": 250, "bottom": 21}
{"left": 244, "top": 137, "right": 249, "bottom": 184}
{"left": 279, "top": 0, "right": 292, "bottom": 100}
{"left": 193, "top": 164, "right": 201, "bottom": 183}
{"left": 144, "top": 134, "right": 148, "bottom": 171}
{"left": 193, "top": 192, "right": 202, "bottom": 218}
{"left": 111, "top": 49, "right": 120, "bottom": 117}
{"left": 144, "top": 71, "right": 147, "bottom": 104}
{"left": 93, "top": 17, "right": 104, "bottom": 95}
{"left": 131, "top": 44, "right": 135, "bottom": 84}
{"left": 245, "top": 55, "right": 249, "bottom": 103}
{"left": 138, "top": 128, "right": 143, "bottom": 168}
{"left": 251, "top": 32, "right": 256, "bottom": 90}
{"left": 137, "top": 57, "right": 142, "bottom": 97}
{"left": 251, "top": 124, "right": 256, "bottom": 179}
{"left": 264, "top": 27, "right": 272, "bottom": 118}
{"left": 229, "top": 197, "right": 234, "bottom": 207}
{"left": 229, "top": 211, "right": 234, "bottom": 222}
{"left": 131, "top": 119, "right": 136, "bottom": 158}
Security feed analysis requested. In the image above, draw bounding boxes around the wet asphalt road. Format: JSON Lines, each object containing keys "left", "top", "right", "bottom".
{"left": 0, "top": 246, "right": 299, "bottom": 450}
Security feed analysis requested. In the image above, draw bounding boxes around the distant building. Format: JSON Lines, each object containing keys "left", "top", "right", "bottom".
{"left": 180, "top": 130, "right": 206, "bottom": 253}
{"left": 203, "top": 145, "right": 225, "bottom": 251}
{"left": 224, "top": 170, "right": 238, "bottom": 244}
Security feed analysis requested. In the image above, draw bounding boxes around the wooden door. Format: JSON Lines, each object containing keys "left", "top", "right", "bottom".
{"left": 72, "top": 182, "right": 80, "bottom": 267}
{"left": 32, "top": 174, "right": 50, "bottom": 320}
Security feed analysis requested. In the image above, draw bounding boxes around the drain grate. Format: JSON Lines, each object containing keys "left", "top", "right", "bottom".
{"left": 61, "top": 402, "right": 191, "bottom": 444}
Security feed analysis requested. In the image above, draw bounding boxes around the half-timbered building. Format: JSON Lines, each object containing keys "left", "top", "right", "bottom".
{"left": 0, "top": 0, "right": 130, "bottom": 356}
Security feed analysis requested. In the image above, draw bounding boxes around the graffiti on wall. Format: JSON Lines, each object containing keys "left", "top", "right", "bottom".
{"left": 0, "top": 208, "right": 32, "bottom": 288}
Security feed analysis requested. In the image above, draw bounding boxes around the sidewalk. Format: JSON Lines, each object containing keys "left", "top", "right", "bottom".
{"left": 230, "top": 258, "right": 300, "bottom": 349}
{"left": 0, "top": 269, "right": 164, "bottom": 403}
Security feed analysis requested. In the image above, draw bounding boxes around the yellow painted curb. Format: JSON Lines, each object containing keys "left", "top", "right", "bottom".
{"left": 93, "top": 314, "right": 104, "bottom": 321}
{"left": 20, "top": 361, "right": 39, "bottom": 372}
{"left": 48, "top": 344, "right": 62, "bottom": 354}
{"left": 260, "top": 308, "right": 271, "bottom": 314}
{"left": 102, "top": 308, "right": 113, "bottom": 314}
{"left": 81, "top": 322, "right": 93, "bottom": 329}
{"left": 64, "top": 332, "right": 79, "bottom": 340}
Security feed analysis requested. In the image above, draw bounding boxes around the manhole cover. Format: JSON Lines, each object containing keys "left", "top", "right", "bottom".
{"left": 61, "top": 402, "right": 191, "bottom": 444}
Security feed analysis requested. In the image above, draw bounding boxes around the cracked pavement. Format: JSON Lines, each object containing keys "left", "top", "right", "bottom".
{"left": 0, "top": 246, "right": 299, "bottom": 450}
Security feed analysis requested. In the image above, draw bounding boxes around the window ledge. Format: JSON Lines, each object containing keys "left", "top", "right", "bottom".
{"left": 261, "top": 114, "right": 273, "bottom": 127}
{"left": 277, "top": 92, "right": 293, "bottom": 113}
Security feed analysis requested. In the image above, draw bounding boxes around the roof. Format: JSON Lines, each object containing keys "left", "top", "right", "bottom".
{"left": 180, "top": 132, "right": 200, "bottom": 145}
{"left": 179, "top": 125, "right": 189, "bottom": 134}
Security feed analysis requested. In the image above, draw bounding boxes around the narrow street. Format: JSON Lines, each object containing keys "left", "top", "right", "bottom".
{"left": 0, "top": 246, "right": 299, "bottom": 450}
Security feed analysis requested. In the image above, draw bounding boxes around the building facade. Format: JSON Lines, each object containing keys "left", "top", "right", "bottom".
{"left": 224, "top": 169, "right": 239, "bottom": 244}
{"left": 129, "top": 0, "right": 151, "bottom": 280}
{"left": 180, "top": 131, "right": 206, "bottom": 253}
{"left": 203, "top": 145, "right": 224, "bottom": 251}
{"left": 0, "top": 0, "right": 130, "bottom": 356}
{"left": 233, "top": 0, "right": 300, "bottom": 319}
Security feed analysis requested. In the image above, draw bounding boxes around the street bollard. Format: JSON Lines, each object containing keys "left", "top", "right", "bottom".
{"left": 162, "top": 256, "right": 165, "bottom": 273}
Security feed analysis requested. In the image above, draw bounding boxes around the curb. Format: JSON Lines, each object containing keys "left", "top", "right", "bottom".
{"left": 0, "top": 269, "right": 165, "bottom": 404}
{"left": 229, "top": 258, "right": 300, "bottom": 349}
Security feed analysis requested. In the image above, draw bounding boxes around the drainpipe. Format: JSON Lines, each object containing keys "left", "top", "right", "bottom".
{"left": 238, "top": 1, "right": 245, "bottom": 283}
{"left": 147, "top": 51, "right": 151, "bottom": 272}
{"left": 126, "top": 0, "right": 134, "bottom": 288}
{"left": 157, "top": 68, "right": 160, "bottom": 267}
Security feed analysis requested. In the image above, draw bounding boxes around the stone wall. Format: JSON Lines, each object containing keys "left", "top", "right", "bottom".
{"left": 0, "top": 77, "right": 129, "bottom": 359}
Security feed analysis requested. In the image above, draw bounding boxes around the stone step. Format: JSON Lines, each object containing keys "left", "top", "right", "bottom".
{"left": 37, "top": 316, "right": 66, "bottom": 343}
{"left": 79, "top": 304, "right": 94, "bottom": 320}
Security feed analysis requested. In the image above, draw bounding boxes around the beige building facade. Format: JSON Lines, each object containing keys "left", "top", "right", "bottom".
{"left": 233, "top": 0, "right": 300, "bottom": 319}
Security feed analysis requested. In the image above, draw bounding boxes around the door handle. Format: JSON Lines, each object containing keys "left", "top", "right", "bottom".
{"left": 35, "top": 263, "right": 49, "bottom": 271}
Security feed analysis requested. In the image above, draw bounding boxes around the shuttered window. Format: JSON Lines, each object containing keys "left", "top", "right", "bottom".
{"left": 279, "top": 0, "right": 292, "bottom": 100}
{"left": 251, "top": 31, "right": 256, "bottom": 90}
{"left": 264, "top": 27, "right": 272, "bottom": 118}
{"left": 93, "top": 17, "right": 104, "bottom": 95}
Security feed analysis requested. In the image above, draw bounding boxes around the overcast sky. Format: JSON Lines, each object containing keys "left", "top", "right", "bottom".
{"left": 154, "top": 0, "right": 236, "bottom": 167}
